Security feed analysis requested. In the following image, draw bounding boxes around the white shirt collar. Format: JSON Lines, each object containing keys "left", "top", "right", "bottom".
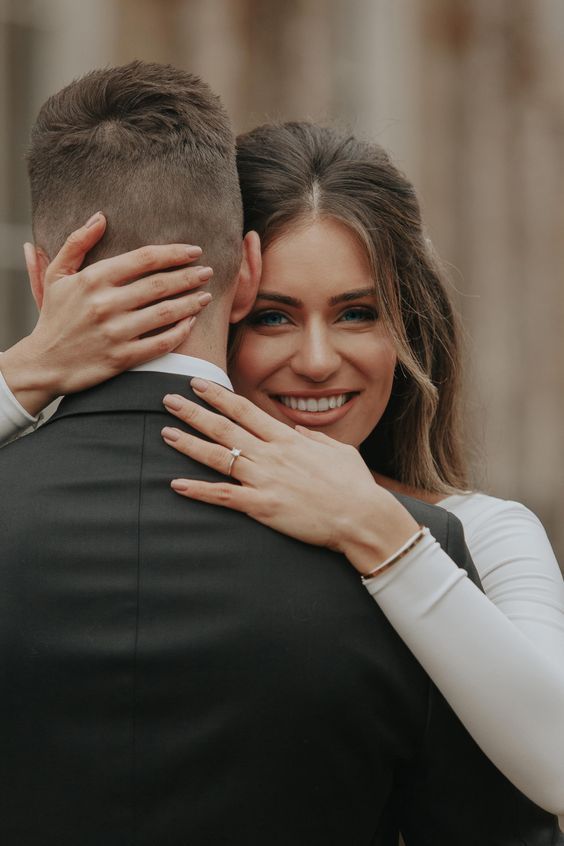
{"left": 130, "top": 353, "right": 233, "bottom": 391}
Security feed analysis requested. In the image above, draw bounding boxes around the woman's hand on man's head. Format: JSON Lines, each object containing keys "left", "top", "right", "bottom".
{"left": 0, "top": 213, "right": 212, "bottom": 416}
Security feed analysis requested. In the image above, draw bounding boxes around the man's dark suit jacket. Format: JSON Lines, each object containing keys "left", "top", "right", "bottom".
{"left": 0, "top": 371, "right": 561, "bottom": 846}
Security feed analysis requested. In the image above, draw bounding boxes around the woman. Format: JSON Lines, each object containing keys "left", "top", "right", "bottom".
{"left": 2, "top": 122, "right": 563, "bottom": 815}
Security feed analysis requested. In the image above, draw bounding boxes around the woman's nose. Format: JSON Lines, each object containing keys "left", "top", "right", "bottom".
{"left": 290, "top": 327, "right": 342, "bottom": 382}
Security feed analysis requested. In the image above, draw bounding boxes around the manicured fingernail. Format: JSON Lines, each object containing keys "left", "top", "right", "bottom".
{"left": 187, "top": 316, "right": 198, "bottom": 329}
{"left": 163, "top": 395, "right": 183, "bottom": 410}
{"left": 161, "top": 426, "right": 181, "bottom": 441}
{"left": 171, "top": 479, "right": 190, "bottom": 492}
{"left": 85, "top": 211, "right": 103, "bottom": 228}
{"left": 198, "top": 292, "right": 212, "bottom": 305}
{"left": 190, "top": 378, "right": 209, "bottom": 392}
{"left": 196, "top": 266, "right": 213, "bottom": 281}
{"left": 186, "top": 245, "right": 202, "bottom": 257}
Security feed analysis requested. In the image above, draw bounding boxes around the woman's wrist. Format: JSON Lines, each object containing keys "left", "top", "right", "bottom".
{"left": 337, "top": 490, "right": 420, "bottom": 576}
{"left": 0, "top": 338, "right": 60, "bottom": 417}
{"left": 360, "top": 526, "right": 428, "bottom": 582}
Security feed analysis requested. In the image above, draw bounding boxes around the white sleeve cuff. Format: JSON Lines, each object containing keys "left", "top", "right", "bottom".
{"left": 362, "top": 530, "right": 467, "bottom": 608}
{"left": 0, "top": 363, "right": 39, "bottom": 444}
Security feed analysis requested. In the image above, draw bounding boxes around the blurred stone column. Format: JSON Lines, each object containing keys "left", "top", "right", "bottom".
{"left": 418, "top": 0, "right": 564, "bottom": 555}
{"left": 331, "top": 0, "right": 423, "bottom": 183}
{"left": 0, "top": 0, "right": 115, "bottom": 347}
{"left": 114, "top": 0, "right": 333, "bottom": 132}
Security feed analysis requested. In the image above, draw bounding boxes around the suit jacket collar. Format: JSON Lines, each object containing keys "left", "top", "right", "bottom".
{"left": 46, "top": 371, "right": 203, "bottom": 422}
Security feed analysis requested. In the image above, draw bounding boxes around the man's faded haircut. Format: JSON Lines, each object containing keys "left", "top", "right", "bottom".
{"left": 27, "top": 60, "right": 242, "bottom": 293}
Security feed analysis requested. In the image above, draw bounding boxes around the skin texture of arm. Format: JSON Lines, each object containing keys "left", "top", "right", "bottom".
{"left": 162, "top": 381, "right": 564, "bottom": 815}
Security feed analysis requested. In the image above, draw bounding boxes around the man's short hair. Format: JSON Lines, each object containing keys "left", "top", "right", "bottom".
{"left": 27, "top": 60, "right": 242, "bottom": 292}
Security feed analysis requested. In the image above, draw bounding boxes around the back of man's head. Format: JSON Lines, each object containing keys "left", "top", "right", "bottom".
{"left": 27, "top": 60, "right": 242, "bottom": 294}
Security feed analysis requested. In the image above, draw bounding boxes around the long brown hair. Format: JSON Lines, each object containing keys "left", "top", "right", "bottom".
{"left": 235, "top": 121, "right": 468, "bottom": 492}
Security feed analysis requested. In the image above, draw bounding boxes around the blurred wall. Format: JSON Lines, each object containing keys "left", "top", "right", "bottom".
{"left": 1, "top": 0, "right": 563, "bottom": 566}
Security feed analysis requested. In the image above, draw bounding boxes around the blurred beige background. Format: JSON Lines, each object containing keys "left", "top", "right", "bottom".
{"left": 1, "top": 0, "right": 563, "bottom": 568}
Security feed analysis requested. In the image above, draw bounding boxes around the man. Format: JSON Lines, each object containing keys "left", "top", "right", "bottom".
{"left": 0, "top": 61, "right": 560, "bottom": 845}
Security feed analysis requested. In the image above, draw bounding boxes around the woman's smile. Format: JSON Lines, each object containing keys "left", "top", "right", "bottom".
{"left": 231, "top": 218, "right": 397, "bottom": 448}
{"left": 270, "top": 390, "right": 361, "bottom": 426}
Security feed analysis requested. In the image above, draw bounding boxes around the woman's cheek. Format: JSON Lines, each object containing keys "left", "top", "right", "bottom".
{"left": 230, "top": 332, "right": 271, "bottom": 394}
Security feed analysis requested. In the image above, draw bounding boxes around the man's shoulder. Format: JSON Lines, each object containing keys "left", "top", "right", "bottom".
{"left": 392, "top": 490, "right": 476, "bottom": 582}
{"left": 392, "top": 491, "right": 452, "bottom": 543}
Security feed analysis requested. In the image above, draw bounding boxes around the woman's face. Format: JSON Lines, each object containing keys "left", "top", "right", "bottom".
{"left": 230, "top": 218, "right": 397, "bottom": 448}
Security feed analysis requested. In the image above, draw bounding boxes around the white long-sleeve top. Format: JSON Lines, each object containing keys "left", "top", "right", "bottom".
{"left": 0, "top": 372, "right": 563, "bottom": 814}
{"left": 366, "top": 492, "right": 564, "bottom": 814}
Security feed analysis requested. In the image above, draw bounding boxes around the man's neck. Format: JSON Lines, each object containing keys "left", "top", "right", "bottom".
{"left": 172, "top": 343, "right": 227, "bottom": 374}
{"left": 173, "top": 319, "right": 229, "bottom": 374}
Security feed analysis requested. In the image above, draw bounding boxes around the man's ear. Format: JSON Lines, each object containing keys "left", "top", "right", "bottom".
{"left": 25, "top": 244, "right": 50, "bottom": 309}
{"left": 229, "top": 231, "right": 262, "bottom": 324}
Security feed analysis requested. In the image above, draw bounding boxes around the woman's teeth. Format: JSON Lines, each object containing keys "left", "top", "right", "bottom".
{"left": 277, "top": 394, "right": 351, "bottom": 412}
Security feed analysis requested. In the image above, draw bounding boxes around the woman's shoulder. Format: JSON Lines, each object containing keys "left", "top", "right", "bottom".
{"left": 372, "top": 473, "right": 551, "bottom": 550}
{"left": 438, "top": 490, "right": 542, "bottom": 529}
{"left": 437, "top": 491, "right": 557, "bottom": 564}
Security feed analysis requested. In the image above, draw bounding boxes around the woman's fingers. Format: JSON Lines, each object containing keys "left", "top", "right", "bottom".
{"left": 170, "top": 478, "right": 255, "bottom": 513}
{"left": 40, "top": 212, "right": 204, "bottom": 291}
{"left": 43, "top": 212, "right": 107, "bottom": 283}
{"left": 79, "top": 264, "right": 214, "bottom": 341}
{"left": 294, "top": 425, "right": 341, "bottom": 447}
{"left": 121, "top": 290, "right": 212, "bottom": 339}
{"left": 117, "top": 265, "right": 213, "bottom": 310}
{"left": 127, "top": 315, "right": 197, "bottom": 365}
{"left": 162, "top": 427, "right": 253, "bottom": 481}
{"left": 189, "top": 377, "right": 289, "bottom": 441}
{"left": 82, "top": 243, "right": 202, "bottom": 288}
{"left": 162, "top": 394, "right": 256, "bottom": 453}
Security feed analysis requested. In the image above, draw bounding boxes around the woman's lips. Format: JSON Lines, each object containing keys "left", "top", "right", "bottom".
{"left": 270, "top": 392, "right": 360, "bottom": 426}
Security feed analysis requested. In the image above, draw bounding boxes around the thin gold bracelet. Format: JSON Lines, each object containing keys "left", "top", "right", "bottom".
{"left": 361, "top": 525, "right": 428, "bottom": 583}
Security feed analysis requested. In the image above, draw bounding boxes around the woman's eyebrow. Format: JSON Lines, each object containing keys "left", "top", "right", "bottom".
{"left": 255, "top": 287, "right": 376, "bottom": 308}
{"left": 255, "top": 292, "right": 302, "bottom": 306}
{"left": 329, "top": 287, "right": 376, "bottom": 305}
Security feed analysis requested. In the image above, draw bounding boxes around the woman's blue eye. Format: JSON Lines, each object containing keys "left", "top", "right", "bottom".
{"left": 249, "top": 310, "right": 289, "bottom": 327}
{"left": 339, "top": 307, "right": 377, "bottom": 323}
